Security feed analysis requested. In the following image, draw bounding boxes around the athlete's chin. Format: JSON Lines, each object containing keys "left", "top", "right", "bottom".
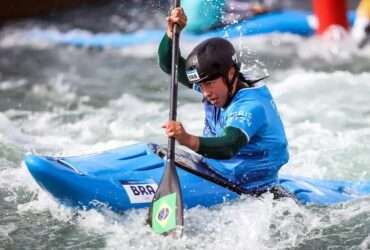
{"left": 207, "top": 97, "right": 226, "bottom": 107}
{"left": 214, "top": 99, "right": 227, "bottom": 107}
{"left": 213, "top": 102, "right": 225, "bottom": 108}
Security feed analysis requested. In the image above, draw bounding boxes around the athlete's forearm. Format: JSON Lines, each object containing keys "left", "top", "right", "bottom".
{"left": 180, "top": 134, "right": 200, "bottom": 152}
{"left": 157, "top": 34, "right": 192, "bottom": 88}
{"left": 198, "top": 127, "right": 247, "bottom": 159}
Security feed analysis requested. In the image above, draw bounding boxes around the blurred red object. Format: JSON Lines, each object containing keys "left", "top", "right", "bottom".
{"left": 313, "top": 0, "right": 349, "bottom": 35}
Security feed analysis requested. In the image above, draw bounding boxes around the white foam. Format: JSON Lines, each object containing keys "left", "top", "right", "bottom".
{"left": 269, "top": 71, "right": 370, "bottom": 180}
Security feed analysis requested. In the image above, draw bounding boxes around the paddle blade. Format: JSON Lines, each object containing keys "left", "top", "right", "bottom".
{"left": 151, "top": 193, "right": 177, "bottom": 234}
{"left": 148, "top": 160, "right": 183, "bottom": 236}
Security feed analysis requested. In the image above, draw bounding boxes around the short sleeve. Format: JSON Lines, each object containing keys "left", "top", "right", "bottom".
{"left": 224, "top": 102, "right": 266, "bottom": 140}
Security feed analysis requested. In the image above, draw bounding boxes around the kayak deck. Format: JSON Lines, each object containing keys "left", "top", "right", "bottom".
{"left": 24, "top": 143, "right": 370, "bottom": 212}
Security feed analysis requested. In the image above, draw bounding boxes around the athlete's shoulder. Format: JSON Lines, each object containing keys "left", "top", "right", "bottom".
{"left": 229, "top": 86, "right": 265, "bottom": 107}
{"left": 226, "top": 98, "right": 265, "bottom": 122}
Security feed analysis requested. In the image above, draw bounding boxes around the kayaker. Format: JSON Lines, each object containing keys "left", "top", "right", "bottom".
{"left": 183, "top": 0, "right": 288, "bottom": 33}
{"left": 159, "top": 7, "right": 289, "bottom": 193}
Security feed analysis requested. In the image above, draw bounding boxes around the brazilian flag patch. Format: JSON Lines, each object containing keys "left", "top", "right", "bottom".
{"left": 151, "top": 192, "right": 177, "bottom": 234}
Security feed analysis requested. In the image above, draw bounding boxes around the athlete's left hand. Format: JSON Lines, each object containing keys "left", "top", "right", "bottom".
{"left": 162, "top": 120, "right": 199, "bottom": 151}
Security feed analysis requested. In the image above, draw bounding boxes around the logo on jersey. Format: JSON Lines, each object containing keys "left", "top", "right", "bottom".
{"left": 227, "top": 111, "right": 253, "bottom": 127}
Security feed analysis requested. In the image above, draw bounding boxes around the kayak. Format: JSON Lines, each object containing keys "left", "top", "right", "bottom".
{"left": 25, "top": 10, "right": 355, "bottom": 49}
{"left": 24, "top": 143, "right": 370, "bottom": 212}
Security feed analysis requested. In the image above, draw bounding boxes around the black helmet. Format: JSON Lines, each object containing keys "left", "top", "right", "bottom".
{"left": 185, "top": 37, "right": 240, "bottom": 84}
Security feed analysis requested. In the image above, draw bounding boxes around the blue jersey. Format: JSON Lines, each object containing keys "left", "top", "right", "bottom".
{"left": 194, "top": 83, "right": 289, "bottom": 191}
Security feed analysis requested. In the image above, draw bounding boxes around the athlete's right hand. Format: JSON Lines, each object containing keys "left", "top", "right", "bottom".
{"left": 162, "top": 120, "right": 199, "bottom": 152}
{"left": 166, "top": 7, "right": 187, "bottom": 39}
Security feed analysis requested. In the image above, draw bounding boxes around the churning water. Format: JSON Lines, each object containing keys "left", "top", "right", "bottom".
{"left": 0, "top": 3, "right": 370, "bottom": 249}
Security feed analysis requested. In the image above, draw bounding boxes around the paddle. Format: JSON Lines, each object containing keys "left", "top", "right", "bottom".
{"left": 148, "top": 0, "right": 184, "bottom": 236}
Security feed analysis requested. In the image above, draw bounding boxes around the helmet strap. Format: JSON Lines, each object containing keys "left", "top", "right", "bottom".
{"left": 222, "top": 69, "right": 239, "bottom": 108}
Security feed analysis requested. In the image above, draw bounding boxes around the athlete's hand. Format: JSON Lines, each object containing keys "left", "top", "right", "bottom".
{"left": 162, "top": 120, "right": 188, "bottom": 142}
{"left": 162, "top": 120, "right": 199, "bottom": 151}
{"left": 251, "top": 4, "right": 268, "bottom": 14}
{"left": 166, "top": 7, "right": 187, "bottom": 39}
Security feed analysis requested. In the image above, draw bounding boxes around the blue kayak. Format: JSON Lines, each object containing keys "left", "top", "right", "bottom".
{"left": 24, "top": 143, "right": 370, "bottom": 212}
{"left": 26, "top": 10, "right": 355, "bottom": 49}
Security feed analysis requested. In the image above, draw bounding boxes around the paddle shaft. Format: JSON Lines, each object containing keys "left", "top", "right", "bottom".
{"left": 147, "top": 0, "right": 184, "bottom": 235}
{"left": 167, "top": 0, "right": 181, "bottom": 171}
